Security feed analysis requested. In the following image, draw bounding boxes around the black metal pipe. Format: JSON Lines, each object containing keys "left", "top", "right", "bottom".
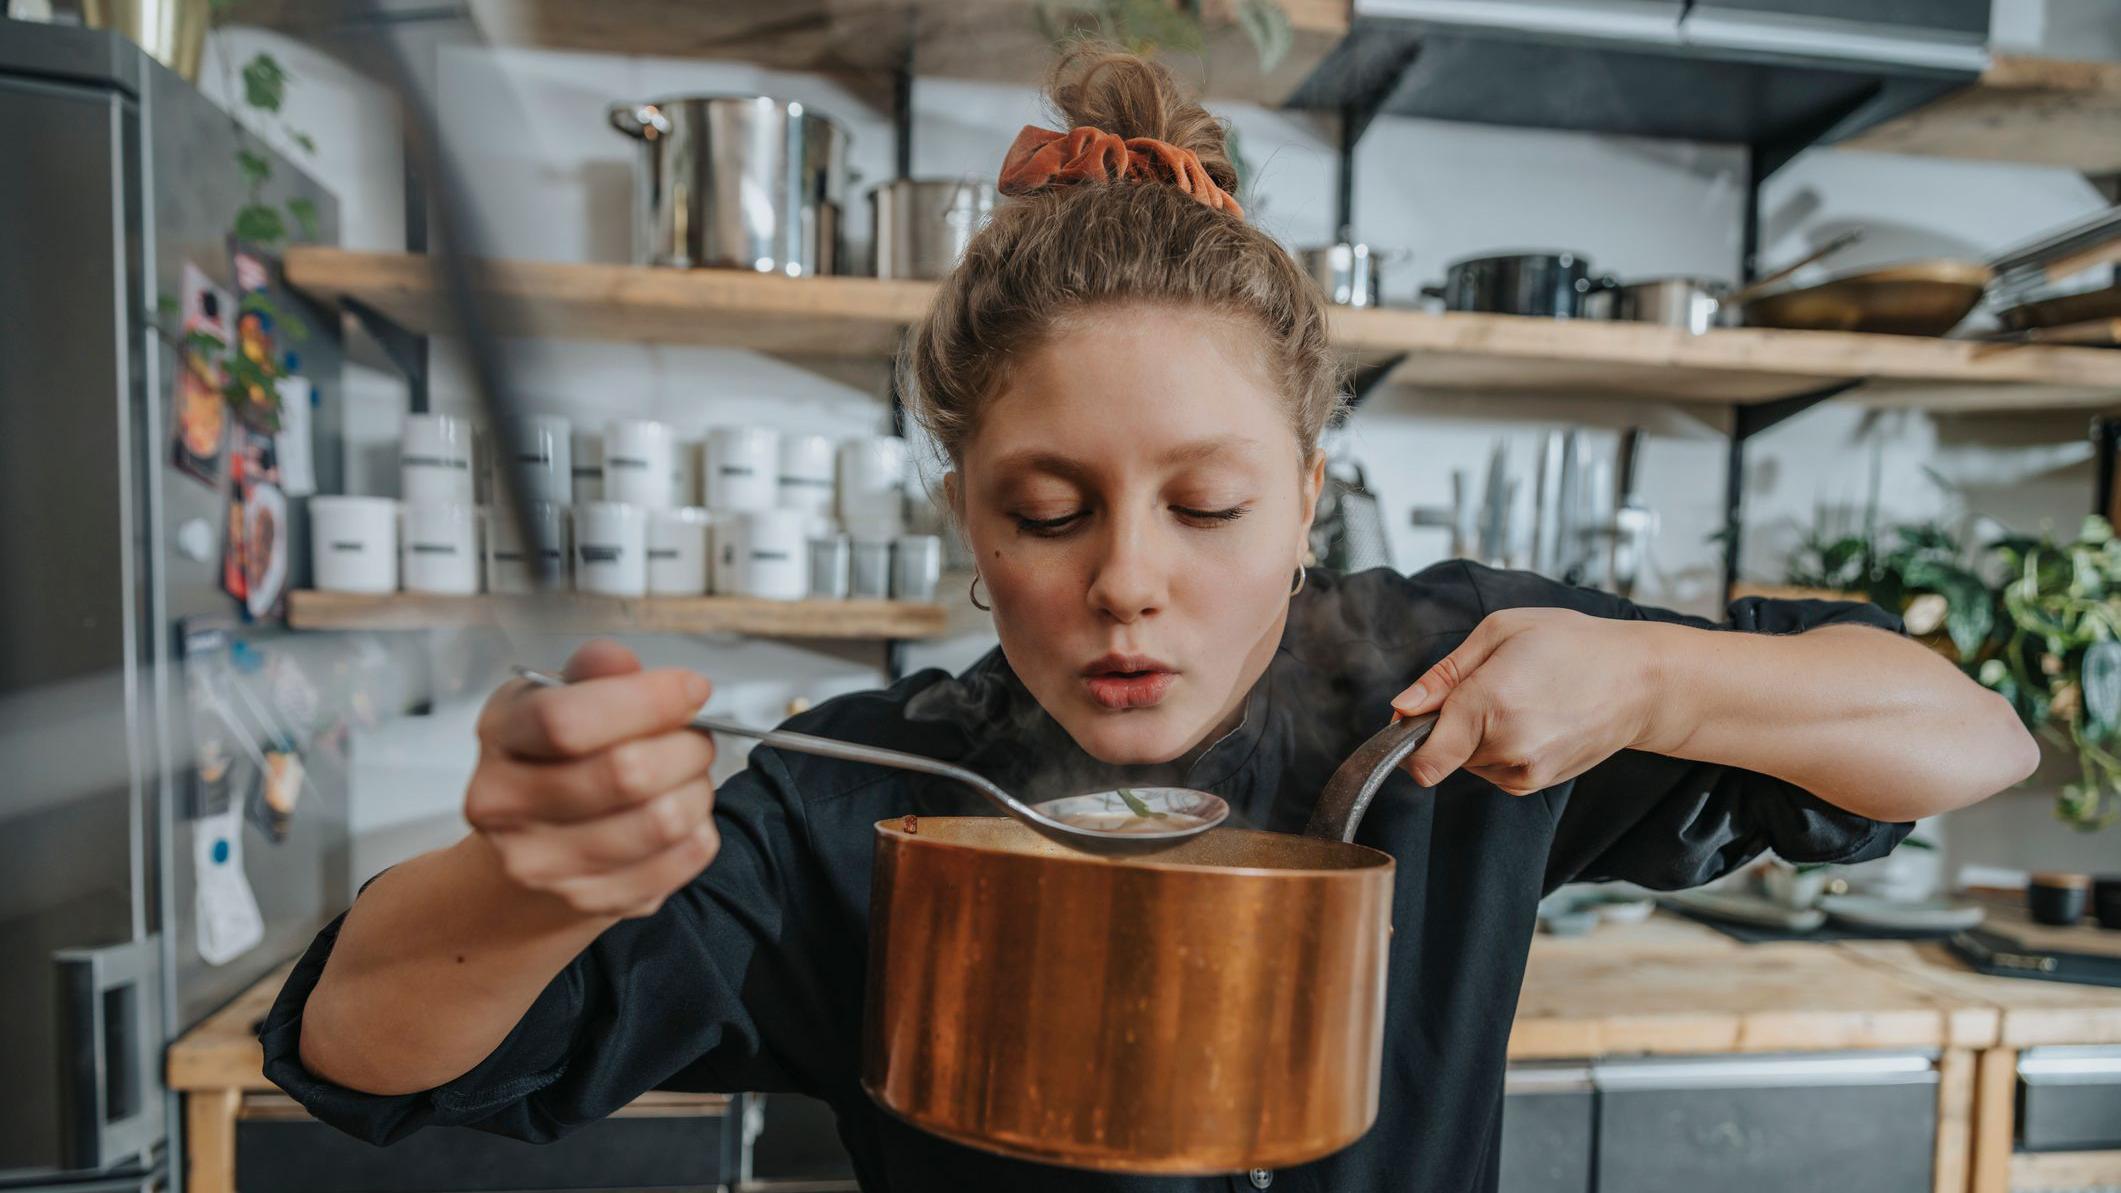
{"left": 1336, "top": 104, "right": 1358, "bottom": 237}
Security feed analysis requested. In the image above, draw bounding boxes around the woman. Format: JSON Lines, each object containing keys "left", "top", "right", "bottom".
{"left": 266, "top": 48, "right": 2037, "bottom": 1192}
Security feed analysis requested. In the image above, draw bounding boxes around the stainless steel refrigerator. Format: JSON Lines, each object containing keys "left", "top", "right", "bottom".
{"left": 0, "top": 18, "right": 351, "bottom": 1191}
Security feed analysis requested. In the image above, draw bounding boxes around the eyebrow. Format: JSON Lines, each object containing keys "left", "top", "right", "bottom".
{"left": 988, "top": 435, "right": 1261, "bottom": 479}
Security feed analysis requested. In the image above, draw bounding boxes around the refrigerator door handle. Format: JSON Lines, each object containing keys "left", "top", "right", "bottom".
{"left": 55, "top": 937, "right": 166, "bottom": 1171}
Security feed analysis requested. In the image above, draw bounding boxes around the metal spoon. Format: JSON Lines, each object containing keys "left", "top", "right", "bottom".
{"left": 513, "top": 668, "right": 1228, "bottom": 855}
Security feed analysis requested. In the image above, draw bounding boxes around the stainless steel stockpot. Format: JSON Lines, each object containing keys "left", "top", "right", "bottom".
{"left": 609, "top": 95, "right": 847, "bottom": 275}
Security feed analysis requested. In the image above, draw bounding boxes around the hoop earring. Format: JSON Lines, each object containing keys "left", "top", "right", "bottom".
{"left": 1290, "top": 566, "right": 1306, "bottom": 597}
{"left": 969, "top": 571, "right": 991, "bottom": 611}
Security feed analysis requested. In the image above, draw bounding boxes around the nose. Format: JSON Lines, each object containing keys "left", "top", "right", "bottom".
{"left": 1085, "top": 506, "right": 1167, "bottom": 625}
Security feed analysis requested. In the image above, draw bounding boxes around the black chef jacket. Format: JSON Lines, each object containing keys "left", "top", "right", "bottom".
{"left": 261, "top": 563, "right": 1914, "bottom": 1192}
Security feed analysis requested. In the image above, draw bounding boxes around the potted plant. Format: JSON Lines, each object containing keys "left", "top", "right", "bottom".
{"left": 1759, "top": 517, "right": 1992, "bottom": 661}
{"left": 1973, "top": 516, "right": 2121, "bottom": 829}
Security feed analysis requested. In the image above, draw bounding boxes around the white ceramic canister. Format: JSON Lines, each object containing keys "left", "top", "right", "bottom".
{"left": 706, "top": 426, "right": 781, "bottom": 513}
{"left": 892, "top": 534, "right": 942, "bottom": 601}
{"left": 309, "top": 496, "right": 398, "bottom": 593}
{"left": 572, "top": 430, "right": 605, "bottom": 503}
{"left": 837, "top": 436, "right": 908, "bottom": 542}
{"left": 604, "top": 419, "right": 675, "bottom": 510}
{"left": 777, "top": 432, "right": 837, "bottom": 517}
{"left": 491, "top": 414, "right": 573, "bottom": 504}
{"left": 400, "top": 501, "right": 481, "bottom": 594}
{"left": 745, "top": 508, "right": 811, "bottom": 600}
{"left": 401, "top": 413, "right": 475, "bottom": 504}
{"left": 647, "top": 507, "right": 713, "bottom": 596}
{"left": 808, "top": 533, "right": 852, "bottom": 599}
{"left": 849, "top": 538, "right": 893, "bottom": 599}
{"left": 575, "top": 501, "right": 648, "bottom": 596}
{"left": 671, "top": 436, "right": 704, "bottom": 508}
{"left": 486, "top": 501, "right": 571, "bottom": 593}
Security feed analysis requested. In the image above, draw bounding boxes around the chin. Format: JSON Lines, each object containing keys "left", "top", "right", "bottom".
{"left": 1059, "top": 707, "right": 1202, "bottom": 767}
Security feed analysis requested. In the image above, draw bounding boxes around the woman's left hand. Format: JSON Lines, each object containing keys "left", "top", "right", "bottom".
{"left": 1391, "top": 607, "right": 1663, "bottom": 795}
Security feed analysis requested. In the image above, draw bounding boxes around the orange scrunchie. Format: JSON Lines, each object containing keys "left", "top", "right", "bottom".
{"left": 997, "top": 124, "right": 1244, "bottom": 220}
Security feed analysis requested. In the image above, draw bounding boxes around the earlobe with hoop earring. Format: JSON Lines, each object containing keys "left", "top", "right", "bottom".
{"left": 1291, "top": 565, "right": 1306, "bottom": 597}
{"left": 969, "top": 570, "right": 991, "bottom": 611}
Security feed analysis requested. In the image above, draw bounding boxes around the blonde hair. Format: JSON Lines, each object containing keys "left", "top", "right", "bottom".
{"left": 904, "top": 44, "right": 1345, "bottom": 466}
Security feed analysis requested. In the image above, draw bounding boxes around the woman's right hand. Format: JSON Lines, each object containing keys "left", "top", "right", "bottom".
{"left": 467, "top": 639, "right": 721, "bottom": 920}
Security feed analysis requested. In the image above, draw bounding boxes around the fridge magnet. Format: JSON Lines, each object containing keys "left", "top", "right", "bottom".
{"left": 181, "top": 261, "right": 234, "bottom": 343}
{"left": 172, "top": 343, "right": 227, "bottom": 486}
{"left": 221, "top": 447, "right": 249, "bottom": 607}
{"left": 222, "top": 431, "right": 288, "bottom": 619}
{"left": 229, "top": 306, "right": 281, "bottom": 433}
{"left": 171, "top": 262, "right": 234, "bottom": 486}
{"left": 193, "top": 795, "right": 265, "bottom": 966}
{"left": 250, "top": 748, "right": 305, "bottom": 843}
{"left": 243, "top": 479, "right": 288, "bottom": 620}
{"left": 274, "top": 364, "right": 316, "bottom": 496}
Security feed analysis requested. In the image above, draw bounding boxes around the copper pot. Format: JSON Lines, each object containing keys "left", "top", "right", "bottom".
{"left": 861, "top": 716, "right": 1431, "bottom": 1173}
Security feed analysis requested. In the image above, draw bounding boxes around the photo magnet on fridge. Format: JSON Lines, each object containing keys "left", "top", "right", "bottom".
{"left": 171, "top": 262, "right": 233, "bottom": 486}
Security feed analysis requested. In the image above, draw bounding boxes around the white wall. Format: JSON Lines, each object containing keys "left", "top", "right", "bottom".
{"left": 244, "top": 27, "right": 2121, "bottom": 885}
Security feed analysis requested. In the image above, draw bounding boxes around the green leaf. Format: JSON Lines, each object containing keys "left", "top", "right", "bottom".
{"left": 235, "top": 147, "right": 272, "bottom": 189}
{"left": 1234, "top": 0, "right": 1293, "bottom": 73}
{"left": 286, "top": 196, "right": 319, "bottom": 242}
{"left": 183, "top": 329, "right": 226, "bottom": 358}
{"left": 241, "top": 53, "right": 288, "bottom": 114}
{"left": 292, "top": 130, "right": 317, "bottom": 155}
{"left": 1114, "top": 788, "right": 1165, "bottom": 819}
{"left": 240, "top": 291, "right": 310, "bottom": 344}
{"left": 233, "top": 202, "right": 287, "bottom": 245}
{"left": 2085, "top": 642, "right": 2121, "bottom": 734}
{"left": 157, "top": 292, "right": 179, "bottom": 317}
{"left": 1103, "top": 0, "right": 1203, "bottom": 54}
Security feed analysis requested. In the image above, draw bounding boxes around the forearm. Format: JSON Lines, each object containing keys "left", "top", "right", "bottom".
{"left": 298, "top": 834, "right": 616, "bottom": 1095}
{"left": 1635, "top": 622, "right": 2039, "bottom": 821}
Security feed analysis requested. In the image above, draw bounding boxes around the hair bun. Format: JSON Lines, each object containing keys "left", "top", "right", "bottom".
{"left": 1046, "top": 42, "right": 1237, "bottom": 196}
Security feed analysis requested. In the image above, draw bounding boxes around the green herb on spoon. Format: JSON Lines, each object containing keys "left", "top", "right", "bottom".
{"left": 1115, "top": 788, "right": 1167, "bottom": 819}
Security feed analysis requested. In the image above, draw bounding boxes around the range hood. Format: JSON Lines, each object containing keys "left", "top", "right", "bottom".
{"left": 1289, "top": 0, "right": 1992, "bottom": 161}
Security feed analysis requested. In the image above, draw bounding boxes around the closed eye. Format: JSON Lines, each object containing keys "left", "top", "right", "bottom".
{"left": 1175, "top": 505, "right": 1247, "bottom": 526}
{"left": 1015, "top": 511, "right": 1088, "bottom": 537}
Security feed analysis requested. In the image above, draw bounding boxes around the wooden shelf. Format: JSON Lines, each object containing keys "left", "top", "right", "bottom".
{"left": 459, "top": 0, "right": 1346, "bottom": 110}
{"left": 286, "top": 247, "right": 932, "bottom": 356}
{"left": 1838, "top": 54, "right": 2121, "bottom": 174}
{"left": 290, "top": 247, "right": 2121, "bottom": 412}
{"left": 286, "top": 590, "right": 951, "bottom": 639}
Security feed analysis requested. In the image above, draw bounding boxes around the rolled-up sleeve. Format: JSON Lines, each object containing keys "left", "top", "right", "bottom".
{"left": 1449, "top": 567, "right": 1917, "bottom": 893}
{"left": 259, "top": 746, "right": 842, "bottom": 1145}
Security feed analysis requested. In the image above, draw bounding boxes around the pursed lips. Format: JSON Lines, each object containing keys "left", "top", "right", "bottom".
{"left": 1080, "top": 652, "right": 1177, "bottom": 710}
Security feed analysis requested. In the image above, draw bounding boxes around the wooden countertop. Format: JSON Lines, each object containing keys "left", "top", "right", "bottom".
{"left": 1510, "top": 915, "right": 1998, "bottom": 1059}
{"left": 170, "top": 914, "right": 2121, "bottom": 1095}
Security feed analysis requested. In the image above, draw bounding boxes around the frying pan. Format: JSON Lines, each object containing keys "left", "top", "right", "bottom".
{"left": 1738, "top": 260, "right": 1994, "bottom": 337}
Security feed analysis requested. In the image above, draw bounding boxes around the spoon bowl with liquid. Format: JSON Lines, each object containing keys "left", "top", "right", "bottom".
{"left": 513, "top": 668, "right": 1227, "bottom": 855}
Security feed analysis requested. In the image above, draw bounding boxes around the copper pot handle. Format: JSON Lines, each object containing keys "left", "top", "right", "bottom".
{"left": 1303, "top": 713, "right": 1440, "bottom": 843}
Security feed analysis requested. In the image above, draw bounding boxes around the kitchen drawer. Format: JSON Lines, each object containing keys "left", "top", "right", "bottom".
{"left": 2020, "top": 1046, "right": 2121, "bottom": 1153}
{"left": 1498, "top": 1066, "right": 1593, "bottom": 1193}
{"left": 1594, "top": 1052, "right": 1938, "bottom": 1193}
{"left": 234, "top": 1093, "right": 735, "bottom": 1193}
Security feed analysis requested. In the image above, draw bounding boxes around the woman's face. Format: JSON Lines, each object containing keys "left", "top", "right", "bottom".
{"left": 951, "top": 304, "right": 1323, "bottom": 765}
